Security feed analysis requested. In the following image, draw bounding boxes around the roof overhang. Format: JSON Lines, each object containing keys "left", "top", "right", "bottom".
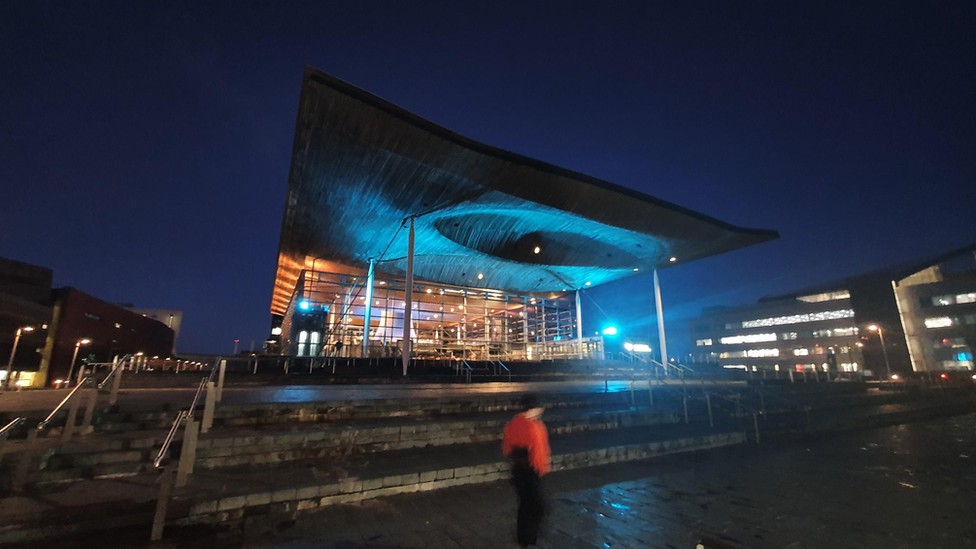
{"left": 271, "top": 67, "right": 778, "bottom": 316}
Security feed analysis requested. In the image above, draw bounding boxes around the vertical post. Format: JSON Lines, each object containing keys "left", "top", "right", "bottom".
{"left": 13, "top": 428, "right": 37, "bottom": 490}
{"left": 706, "top": 393, "right": 713, "bottom": 428}
{"left": 151, "top": 466, "right": 176, "bottom": 541}
{"left": 109, "top": 358, "right": 124, "bottom": 406}
{"left": 683, "top": 391, "right": 689, "bottom": 424}
{"left": 629, "top": 380, "right": 635, "bottom": 407}
{"left": 575, "top": 290, "right": 583, "bottom": 359}
{"left": 522, "top": 296, "right": 530, "bottom": 359}
{"left": 176, "top": 418, "right": 199, "bottom": 487}
{"left": 216, "top": 360, "right": 226, "bottom": 402}
{"left": 62, "top": 389, "right": 82, "bottom": 443}
{"left": 647, "top": 378, "right": 654, "bottom": 409}
{"left": 402, "top": 218, "right": 415, "bottom": 376}
{"left": 759, "top": 390, "right": 766, "bottom": 416}
{"left": 81, "top": 386, "right": 97, "bottom": 435}
{"left": 362, "top": 259, "right": 375, "bottom": 358}
{"left": 753, "top": 413, "right": 761, "bottom": 445}
{"left": 789, "top": 369, "right": 794, "bottom": 383}
{"left": 653, "top": 268, "right": 669, "bottom": 372}
{"left": 201, "top": 381, "right": 216, "bottom": 433}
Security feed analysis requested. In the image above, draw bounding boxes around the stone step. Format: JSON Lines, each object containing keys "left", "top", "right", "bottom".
{"left": 18, "top": 405, "right": 682, "bottom": 484}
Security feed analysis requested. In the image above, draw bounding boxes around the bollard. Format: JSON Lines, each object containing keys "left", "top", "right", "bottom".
{"left": 13, "top": 428, "right": 37, "bottom": 490}
{"left": 753, "top": 413, "right": 761, "bottom": 446}
{"left": 706, "top": 393, "right": 713, "bottom": 428}
{"left": 216, "top": 360, "right": 227, "bottom": 402}
{"left": 176, "top": 418, "right": 199, "bottom": 487}
{"left": 253, "top": 358, "right": 259, "bottom": 375}
{"left": 81, "top": 386, "right": 97, "bottom": 435}
{"left": 201, "top": 381, "right": 216, "bottom": 433}
{"left": 284, "top": 359, "right": 289, "bottom": 374}
{"left": 151, "top": 466, "right": 176, "bottom": 542}
{"left": 62, "top": 390, "right": 82, "bottom": 443}
{"left": 110, "top": 360, "right": 124, "bottom": 406}
{"left": 789, "top": 370, "right": 795, "bottom": 384}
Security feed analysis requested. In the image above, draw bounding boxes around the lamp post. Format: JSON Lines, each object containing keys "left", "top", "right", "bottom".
{"left": 867, "top": 325, "right": 892, "bottom": 380}
{"left": 67, "top": 338, "right": 92, "bottom": 387}
{"left": 3, "top": 326, "right": 34, "bottom": 389}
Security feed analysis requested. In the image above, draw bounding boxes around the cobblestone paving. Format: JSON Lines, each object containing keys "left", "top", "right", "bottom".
{"left": 203, "top": 414, "right": 976, "bottom": 549}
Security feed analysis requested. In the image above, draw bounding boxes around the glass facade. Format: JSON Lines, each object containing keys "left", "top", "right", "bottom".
{"left": 280, "top": 270, "right": 599, "bottom": 361}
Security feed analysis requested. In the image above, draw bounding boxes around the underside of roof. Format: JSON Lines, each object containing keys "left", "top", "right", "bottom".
{"left": 271, "top": 67, "right": 778, "bottom": 316}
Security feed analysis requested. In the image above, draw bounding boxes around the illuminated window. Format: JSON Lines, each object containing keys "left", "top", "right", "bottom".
{"left": 797, "top": 290, "right": 850, "bottom": 303}
{"left": 720, "top": 333, "right": 777, "bottom": 344}
{"left": 957, "top": 293, "right": 976, "bottom": 304}
{"left": 309, "top": 331, "right": 321, "bottom": 356}
{"left": 793, "top": 348, "right": 809, "bottom": 356}
{"left": 297, "top": 330, "right": 308, "bottom": 356}
{"left": 741, "top": 309, "right": 854, "bottom": 329}
{"left": 781, "top": 332, "right": 798, "bottom": 340}
{"left": 937, "top": 338, "right": 967, "bottom": 348}
{"left": 832, "top": 327, "right": 858, "bottom": 337}
{"left": 696, "top": 339, "right": 713, "bottom": 346}
{"left": 925, "top": 317, "right": 953, "bottom": 328}
{"left": 719, "top": 348, "right": 778, "bottom": 359}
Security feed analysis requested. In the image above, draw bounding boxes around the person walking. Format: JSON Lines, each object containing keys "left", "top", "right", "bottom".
{"left": 502, "top": 394, "right": 551, "bottom": 547}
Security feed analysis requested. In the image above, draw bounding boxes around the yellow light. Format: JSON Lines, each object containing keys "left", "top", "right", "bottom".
{"left": 79, "top": 338, "right": 91, "bottom": 345}
{"left": 533, "top": 247, "right": 540, "bottom": 254}
{"left": 21, "top": 326, "right": 35, "bottom": 333}
{"left": 426, "top": 289, "right": 432, "bottom": 294}
{"left": 868, "top": 324, "right": 879, "bottom": 332}
{"left": 891, "top": 374, "right": 900, "bottom": 380}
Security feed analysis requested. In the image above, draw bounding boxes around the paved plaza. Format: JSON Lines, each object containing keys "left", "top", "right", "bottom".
{"left": 137, "top": 413, "right": 976, "bottom": 549}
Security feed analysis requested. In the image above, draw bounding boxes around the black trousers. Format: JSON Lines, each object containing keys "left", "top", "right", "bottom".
{"left": 512, "top": 464, "right": 546, "bottom": 546}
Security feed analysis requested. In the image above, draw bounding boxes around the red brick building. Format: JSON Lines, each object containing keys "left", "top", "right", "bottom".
{"left": 39, "top": 288, "right": 174, "bottom": 386}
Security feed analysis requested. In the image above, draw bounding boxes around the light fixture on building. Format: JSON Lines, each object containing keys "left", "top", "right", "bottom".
{"left": 533, "top": 246, "right": 541, "bottom": 254}
{"left": 585, "top": 281, "right": 591, "bottom": 286}
{"left": 669, "top": 257, "right": 677, "bottom": 262}
{"left": 477, "top": 273, "right": 484, "bottom": 280}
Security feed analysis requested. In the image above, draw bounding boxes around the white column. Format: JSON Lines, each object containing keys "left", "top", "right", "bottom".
{"left": 575, "top": 290, "right": 584, "bottom": 359}
{"left": 653, "top": 268, "right": 669, "bottom": 369}
{"left": 401, "top": 218, "right": 415, "bottom": 376}
{"left": 362, "top": 259, "right": 375, "bottom": 357}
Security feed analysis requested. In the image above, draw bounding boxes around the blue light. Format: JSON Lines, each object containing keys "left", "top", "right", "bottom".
{"left": 299, "top": 301, "right": 311, "bottom": 311}
{"left": 602, "top": 326, "right": 618, "bottom": 336}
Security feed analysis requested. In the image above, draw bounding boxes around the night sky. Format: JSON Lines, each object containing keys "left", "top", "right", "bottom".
{"left": 2, "top": 2, "right": 974, "bottom": 357}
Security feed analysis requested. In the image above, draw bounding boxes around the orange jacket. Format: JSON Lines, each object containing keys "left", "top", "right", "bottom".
{"left": 502, "top": 413, "right": 551, "bottom": 475}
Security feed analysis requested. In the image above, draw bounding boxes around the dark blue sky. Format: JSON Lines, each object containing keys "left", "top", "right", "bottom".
{"left": 2, "top": 2, "right": 974, "bottom": 356}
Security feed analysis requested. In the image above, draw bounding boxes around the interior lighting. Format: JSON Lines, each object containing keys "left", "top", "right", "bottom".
{"left": 633, "top": 268, "right": 639, "bottom": 272}
{"left": 271, "top": 327, "right": 282, "bottom": 336}
{"left": 477, "top": 273, "right": 484, "bottom": 280}
{"left": 533, "top": 246, "right": 541, "bottom": 254}
{"left": 299, "top": 301, "right": 311, "bottom": 311}
{"left": 669, "top": 257, "right": 677, "bottom": 262}
{"left": 631, "top": 344, "right": 652, "bottom": 353}
{"left": 585, "top": 281, "right": 591, "bottom": 286}
{"left": 426, "top": 289, "right": 432, "bottom": 293}
{"left": 891, "top": 374, "right": 900, "bottom": 380}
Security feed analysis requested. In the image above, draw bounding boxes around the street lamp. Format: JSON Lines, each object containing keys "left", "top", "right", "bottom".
{"left": 3, "top": 326, "right": 35, "bottom": 390}
{"left": 867, "top": 324, "right": 892, "bottom": 380}
{"left": 67, "top": 338, "right": 92, "bottom": 387}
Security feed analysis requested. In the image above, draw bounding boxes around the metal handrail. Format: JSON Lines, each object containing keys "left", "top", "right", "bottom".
{"left": 1, "top": 417, "right": 25, "bottom": 437}
{"left": 97, "top": 354, "right": 132, "bottom": 389}
{"left": 38, "top": 377, "right": 92, "bottom": 430}
{"left": 705, "top": 390, "right": 762, "bottom": 415}
{"left": 154, "top": 410, "right": 187, "bottom": 468}
{"left": 187, "top": 377, "right": 208, "bottom": 419}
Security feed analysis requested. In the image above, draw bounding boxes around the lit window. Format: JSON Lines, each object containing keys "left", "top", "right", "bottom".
{"left": 793, "top": 348, "right": 809, "bottom": 356}
{"left": 741, "top": 309, "right": 854, "bottom": 329}
{"left": 720, "top": 333, "right": 777, "bottom": 345}
{"left": 796, "top": 290, "right": 850, "bottom": 303}
{"left": 924, "top": 317, "right": 953, "bottom": 328}
{"left": 957, "top": 293, "right": 976, "bottom": 304}
{"left": 696, "top": 339, "right": 713, "bottom": 346}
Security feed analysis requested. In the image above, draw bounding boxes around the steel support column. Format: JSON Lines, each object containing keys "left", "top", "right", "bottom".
{"left": 653, "top": 268, "right": 669, "bottom": 369}
{"left": 362, "top": 259, "right": 375, "bottom": 357}
{"left": 401, "top": 218, "right": 415, "bottom": 376}
{"left": 575, "top": 290, "right": 584, "bottom": 359}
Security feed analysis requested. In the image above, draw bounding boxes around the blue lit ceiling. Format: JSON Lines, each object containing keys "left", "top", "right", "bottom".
{"left": 271, "top": 67, "right": 777, "bottom": 315}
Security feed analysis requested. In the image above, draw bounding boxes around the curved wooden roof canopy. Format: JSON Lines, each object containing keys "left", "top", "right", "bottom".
{"left": 271, "top": 67, "right": 778, "bottom": 316}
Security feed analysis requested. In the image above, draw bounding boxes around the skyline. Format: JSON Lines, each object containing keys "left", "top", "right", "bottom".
{"left": 2, "top": 2, "right": 974, "bottom": 355}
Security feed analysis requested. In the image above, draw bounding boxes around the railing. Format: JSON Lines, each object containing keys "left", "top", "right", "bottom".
{"left": 704, "top": 390, "right": 763, "bottom": 444}
{"left": 460, "top": 360, "right": 473, "bottom": 383}
{"left": 493, "top": 360, "right": 512, "bottom": 382}
{"left": 150, "top": 358, "right": 224, "bottom": 542}
{"left": 0, "top": 417, "right": 25, "bottom": 469}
